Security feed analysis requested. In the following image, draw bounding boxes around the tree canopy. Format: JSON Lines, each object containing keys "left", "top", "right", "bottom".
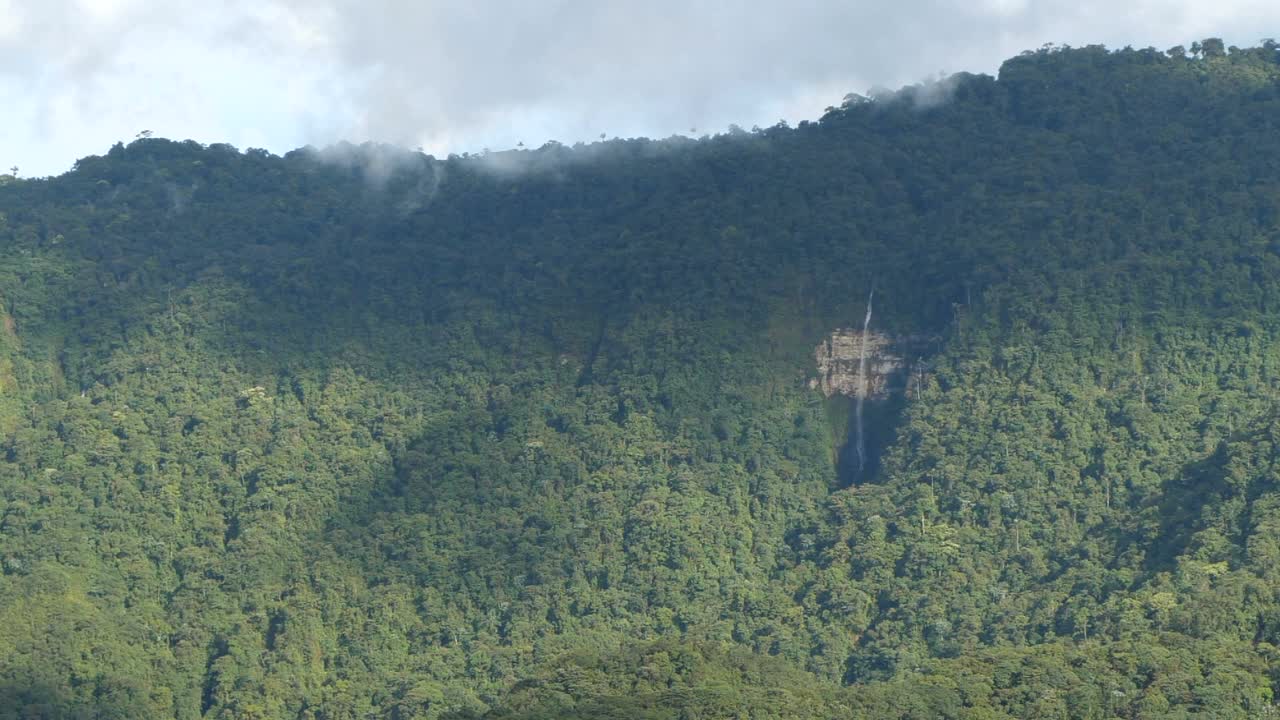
{"left": 3, "top": 40, "right": 1280, "bottom": 719}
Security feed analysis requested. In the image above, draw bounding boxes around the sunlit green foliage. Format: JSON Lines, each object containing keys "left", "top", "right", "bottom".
{"left": 3, "top": 39, "right": 1280, "bottom": 718}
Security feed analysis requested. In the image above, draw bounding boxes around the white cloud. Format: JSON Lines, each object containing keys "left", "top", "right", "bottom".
{"left": 1, "top": 0, "right": 1278, "bottom": 176}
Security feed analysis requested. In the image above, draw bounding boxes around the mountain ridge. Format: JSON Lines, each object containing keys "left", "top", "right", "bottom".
{"left": 3, "top": 39, "right": 1280, "bottom": 718}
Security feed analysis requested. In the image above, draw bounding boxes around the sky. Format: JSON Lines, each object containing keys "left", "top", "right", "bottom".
{"left": 2, "top": 0, "right": 1279, "bottom": 177}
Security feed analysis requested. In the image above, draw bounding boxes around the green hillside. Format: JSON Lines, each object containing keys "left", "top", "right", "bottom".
{"left": 4, "top": 40, "right": 1280, "bottom": 718}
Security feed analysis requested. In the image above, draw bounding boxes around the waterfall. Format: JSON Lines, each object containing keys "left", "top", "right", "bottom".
{"left": 854, "top": 289, "right": 874, "bottom": 476}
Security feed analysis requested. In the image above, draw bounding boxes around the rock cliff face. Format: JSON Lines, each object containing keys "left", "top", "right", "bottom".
{"left": 813, "top": 328, "right": 934, "bottom": 484}
{"left": 811, "top": 330, "right": 931, "bottom": 400}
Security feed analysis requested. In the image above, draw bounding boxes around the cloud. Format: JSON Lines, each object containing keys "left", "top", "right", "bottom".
{"left": 2, "top": 0, "right": 1279, "bottom": 176}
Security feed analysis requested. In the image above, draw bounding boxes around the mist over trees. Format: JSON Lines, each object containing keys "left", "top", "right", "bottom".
{"left": 3, "top": 39, "right": 1280, "bottom": 718}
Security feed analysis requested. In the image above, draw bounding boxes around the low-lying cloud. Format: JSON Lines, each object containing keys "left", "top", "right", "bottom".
{"left": 2, "top": 0, "right": 1280, "bottom": 176}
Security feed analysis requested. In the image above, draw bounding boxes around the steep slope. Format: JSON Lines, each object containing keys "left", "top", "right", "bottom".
{"left": 3, "top": 41, "right": 1280, "bottom": 719}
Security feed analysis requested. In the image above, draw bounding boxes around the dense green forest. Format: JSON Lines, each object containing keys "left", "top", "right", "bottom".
{"left": 5, "top": 39, "right": 1280, "bottom": 718}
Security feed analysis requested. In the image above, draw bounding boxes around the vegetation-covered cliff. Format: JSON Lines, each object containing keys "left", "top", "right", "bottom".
{"left": 4, "top": 40, "right": 1280, "bottom": 718}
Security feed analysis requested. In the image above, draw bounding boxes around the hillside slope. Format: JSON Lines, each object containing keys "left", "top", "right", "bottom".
{"left": 3, "top": 40, "right": 1280, "bottom": 718}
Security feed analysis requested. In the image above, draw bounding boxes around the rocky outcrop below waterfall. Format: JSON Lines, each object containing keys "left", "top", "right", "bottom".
{"left": 811, "top": 330, "right": 933, "bottom": 400}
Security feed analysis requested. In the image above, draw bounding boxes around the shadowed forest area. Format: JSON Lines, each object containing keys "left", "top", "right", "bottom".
{"left": 5, "top": 40, "right": 1280, "bottom": 718}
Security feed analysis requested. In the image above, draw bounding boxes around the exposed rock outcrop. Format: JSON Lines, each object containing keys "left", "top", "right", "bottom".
{"left": 811, "top": 330, "right": 932, "bottom": 400}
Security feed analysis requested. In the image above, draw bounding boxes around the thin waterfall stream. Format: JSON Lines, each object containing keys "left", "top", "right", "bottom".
{"left": 854, "top": 289, "right": 874, "bottom": 475}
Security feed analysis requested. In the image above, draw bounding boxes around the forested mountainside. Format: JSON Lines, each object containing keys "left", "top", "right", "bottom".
{"left": 5, "top": 39, "right": 1280, "bottom": 718}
